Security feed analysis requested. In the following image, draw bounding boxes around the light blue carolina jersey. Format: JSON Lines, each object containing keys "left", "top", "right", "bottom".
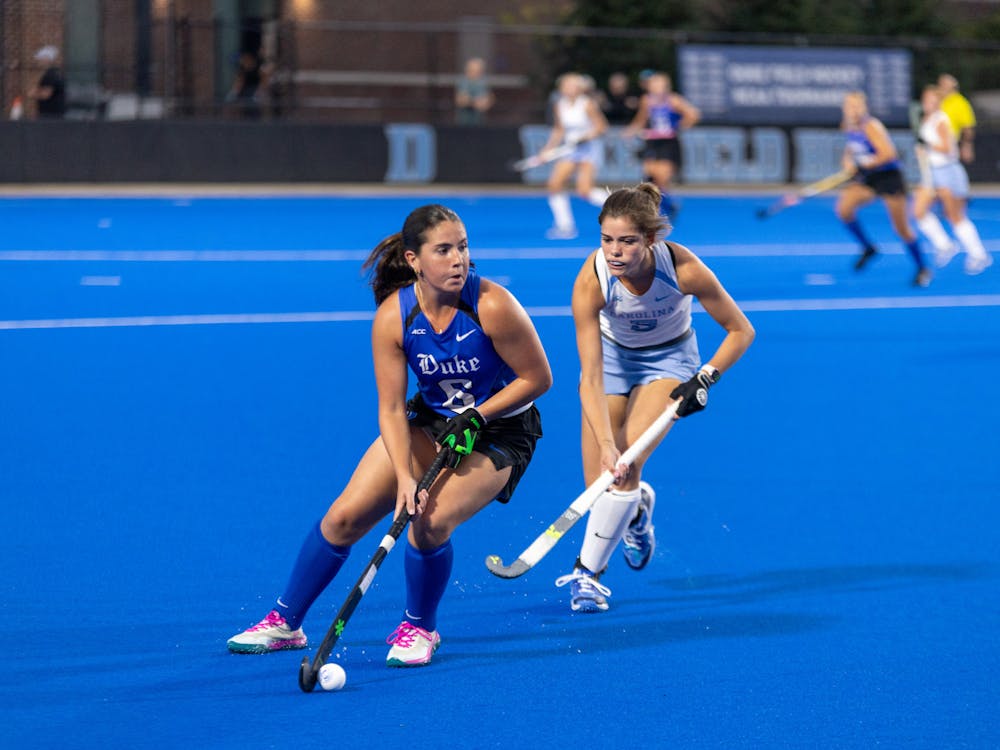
{"left": 596, "top": 241, "right": 692, "bottom": 349}
{"left": 399, "top": 268, "right": 518, "bottom": 417}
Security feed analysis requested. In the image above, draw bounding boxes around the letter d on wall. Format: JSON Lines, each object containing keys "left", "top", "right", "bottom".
{"left": 384, "top": 124, "right": 437, "bottom": 183}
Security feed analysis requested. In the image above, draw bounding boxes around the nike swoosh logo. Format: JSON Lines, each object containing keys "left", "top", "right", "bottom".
{"left": 654, "top": 295, "right": 670, "bottom": 301}
{"left": 594, "top": 533, "right": 617, "bottom": 540}
{"left": 456, "top": 330, "right": 475, "bottom": 342}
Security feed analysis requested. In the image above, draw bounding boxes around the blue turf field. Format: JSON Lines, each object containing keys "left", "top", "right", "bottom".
{"left": 2, "top": 191, "right": 999, "bottom": 749}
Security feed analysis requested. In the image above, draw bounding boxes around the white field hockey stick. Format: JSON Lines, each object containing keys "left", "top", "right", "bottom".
{"left": 509, "top": 142, "right": 577, "bottom": 172}
{"left": 915, "top": 144, "right": 933, "bottom": 189}
{"left": 485, "top": 399, "right": 682, "bottom": 579}
{"left": 298, "top": 447, "right": 452, "bottom": 692}
{"left": 755, "top": 168, "right": 854, "bottom": 219}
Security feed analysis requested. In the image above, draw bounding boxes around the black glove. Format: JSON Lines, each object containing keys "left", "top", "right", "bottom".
{"left": 436, "top": 408, "right": 485, "bottom": 467}
{"left": 670, "top": 370, "right": 716, "bottom": 418}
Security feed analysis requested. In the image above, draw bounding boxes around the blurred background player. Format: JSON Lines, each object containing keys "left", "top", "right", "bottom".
{"left": 913, "top": 85, "right": 992, "bottom": 275}
{"left": 555, "top": 183, "right": 754, "bottom": 613}
{"left": 622, "top": 72, "right": 700, "bottom": 219}
{"left": 541, "top": 72, "right": 610, "bottom": 239}
{"left": 455, "top": 57, "right": 495, "bottom": 125}
{"left": 837, "top": 91, "right": 931, "bottom": 287}
{"left": 937, "top": 73, "right": 976, "bottom": 165}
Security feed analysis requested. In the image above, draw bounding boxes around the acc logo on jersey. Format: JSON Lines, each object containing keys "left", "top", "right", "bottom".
{"left": 410, "top": 328, "right": 427, "bottom": 335}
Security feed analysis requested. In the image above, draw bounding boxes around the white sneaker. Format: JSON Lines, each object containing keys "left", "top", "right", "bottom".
{"left": 965, "top": 253, "right": 993, "bottom": 275}
{"left": 385, "top": 621, "right": 441, "bottom": 667}
{"left": 934, "top": 242, "right": 960, "bottom": 268}
{"left": 554, "top": 567, "right": 612, "bottom": 613}
{"left": 227, "top": 610, "right": 307, "bottom": 654}
{"left": 545, "top": 225, "right": 578, "bottom": 240}
{"left": 622, "top": 481, "right": 656, "bottom": 570}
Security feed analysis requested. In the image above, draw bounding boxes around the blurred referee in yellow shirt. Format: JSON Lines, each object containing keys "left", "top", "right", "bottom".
{"left": 938, "top": 73, "right": 977, "bottom": 165}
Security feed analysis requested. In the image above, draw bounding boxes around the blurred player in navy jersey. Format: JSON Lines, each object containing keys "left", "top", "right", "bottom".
{"left": 622, "top": 72, "right": 700, "bottom": 219}
{"left": 837, "top": 91, "right": 931, "bottom": 287}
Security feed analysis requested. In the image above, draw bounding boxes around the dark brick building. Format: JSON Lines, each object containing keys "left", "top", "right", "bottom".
{"left": 1, "top": 1, "right": 565, "bottom": 123}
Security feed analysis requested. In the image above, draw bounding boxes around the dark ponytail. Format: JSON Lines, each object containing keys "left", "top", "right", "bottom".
{"left": 362, "top": 204, "right": 463, "bottom": 306}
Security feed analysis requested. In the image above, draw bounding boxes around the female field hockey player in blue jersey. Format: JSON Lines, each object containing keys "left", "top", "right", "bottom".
{"left": 622, "top": 72, "right": 700, "bottom": 219}
{"left": 555, "top": 183, "right": 754, "bottom": 612}
{"left": 228, "top": 204, "right": 552, "bottom": 666}
{"left": 836, "top": 90, "right": 931, "bottom": 287}
{"left": 912, "top": 84, "right": 992, "bottom": 275}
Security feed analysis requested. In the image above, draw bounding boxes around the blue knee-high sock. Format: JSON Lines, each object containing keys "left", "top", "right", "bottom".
{"left": 904, "top": 238, "right": 926, "bottom": 269}
{"left": 403, "top": 540, "right": 454, "bottom": 633}
{"left": 844, "top": 219, "right": 876, "bottom": 251}
{"left": 660, "top": 191, "right": 676, "bottom": 217}
{"left": 276, "top": 521, "right": 350, "bottom": 630}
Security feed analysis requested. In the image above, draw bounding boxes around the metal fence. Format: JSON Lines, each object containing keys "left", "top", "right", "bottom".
{"left": 8, "top": 18, "right": 1000, "bottom": 126}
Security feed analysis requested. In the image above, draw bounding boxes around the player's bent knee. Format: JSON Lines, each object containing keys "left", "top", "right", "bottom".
{"left": 321, "top": 508, "right": 367, "bottom": 546}
{"left": 409, "top": 521, "right": 453, "bottom": 550}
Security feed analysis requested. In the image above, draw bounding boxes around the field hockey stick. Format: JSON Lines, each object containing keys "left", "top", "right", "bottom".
{"left": 909, "top": 101, "right": 933, "bottom": 190}
{"left": 509, "top": 142, "right": 577, "bottom": 172}
{"left": 915, "top": 144, "right": 932, "bottom": 188}
{"left": 298, "top": 447, "right": 453, "bottom": 692}
{"left": 755, "top": 168, "right": 854, "bottom": 219}
{"left": 485, "top": 399, "right": 682, "bottom": 579}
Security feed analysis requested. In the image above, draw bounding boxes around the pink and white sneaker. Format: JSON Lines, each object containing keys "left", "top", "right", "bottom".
{"left": 385, "top": 621, "right": 441, "bottom": 667}
{"left": 227, "top": 610, "right": 307, "bottom": 654}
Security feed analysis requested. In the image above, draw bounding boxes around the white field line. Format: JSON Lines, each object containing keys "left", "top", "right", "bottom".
{"left": 3, "top": 295, "right": 1000, "bottom": 331}
{"left": 2, "top": 241, "right": 999, "bottom": 262}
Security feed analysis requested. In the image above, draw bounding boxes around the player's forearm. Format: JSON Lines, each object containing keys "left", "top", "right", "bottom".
{"left": 378, "top": 407, "right": 416, "bottom": 484}
{"left": 704, "top": 327, "right": 755, "bottom": 375}
{"left": 579, "top": 379, "right": 614, "bottom": 447}
{"left": 476, "top": 372, "right": 550, "bottom": 421}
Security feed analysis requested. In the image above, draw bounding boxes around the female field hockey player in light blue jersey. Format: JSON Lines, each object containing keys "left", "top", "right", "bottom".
{"left": 837, "top": 90, "right": 931, "bottom": 287}
{"left": 555, "top": 183, "right": 754, "bottom": 613}
{"left": 228, "top": 204, "right": 551, "bottom": 666}
{"left": 542, "top": 72, "right": 610, "bottom": 239}
{"left": 913, "top": 84, "right": 992, "bottom": 275}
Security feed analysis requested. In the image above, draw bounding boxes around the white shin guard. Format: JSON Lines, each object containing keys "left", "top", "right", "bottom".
{"left": 954, "top": 218, "right": 987, "bottom": 258}
{"left": 587, "top": 187, "right": 609, "bottom": 207}
{"left": 579, "top": 488, "right": 641, "bottom": 574}
{"left": 547, "top": 192, "right": 575, "bottom": 230}
{"left": 916, "top": 213, "right": 952, "bottom": 251}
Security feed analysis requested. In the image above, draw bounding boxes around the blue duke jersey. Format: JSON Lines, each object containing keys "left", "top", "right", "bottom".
{"left": 845, "top": 118, "right": 899, "bottom": 172}
{"left": 596, "top": 241, "right": 691, "bottom": 348}
{"left": 646, "top": 96, "right": 682, "bottom": 139}
{"left": 399, "top": 269, "right": 520, "bottom": 418}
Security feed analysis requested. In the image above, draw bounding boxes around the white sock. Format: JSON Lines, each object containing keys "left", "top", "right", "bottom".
{"left": 579, "top": 488, "right": 641, "bottom": 574}
{"left": 953, "top": 218, "right": 988, "bottom": 259}
{"left": 916, "top": 213, "right": 952, "bottom": 252}
{"left": 547, "top": 192, "right": 575, "bottom": 230}
{"left": 587, "top": 187, "right": 608, "bottom": 207}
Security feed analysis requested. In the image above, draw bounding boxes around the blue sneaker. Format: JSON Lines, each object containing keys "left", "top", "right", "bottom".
{"left": 622, "top": 481, "right": 656, "bottom": 570}
{"left": 554, "top": 567, "right": 612, "bottom": 613}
